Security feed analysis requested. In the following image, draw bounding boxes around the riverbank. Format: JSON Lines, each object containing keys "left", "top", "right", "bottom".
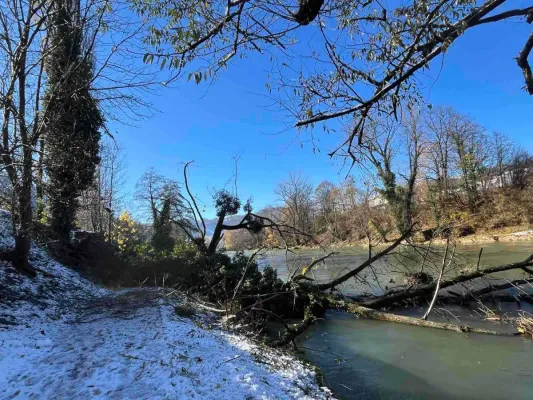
{"left": 434, "top": 228, "right": 533, "bottom": 245}
{"left": 284, "top": 225, "right": 533, "bottom": 251}
{"left": 0, "top": 215, "right": 334, "bottom": 400}
{"left": 0, "top": 291, "right": 333, "bottom": 399}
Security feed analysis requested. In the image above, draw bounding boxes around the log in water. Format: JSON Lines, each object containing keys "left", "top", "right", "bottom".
{"left": 298, "top": 310, "right": 533, "bottom": 400}
{"left": 262, "top": 241, "right": 533, "bottom": 399}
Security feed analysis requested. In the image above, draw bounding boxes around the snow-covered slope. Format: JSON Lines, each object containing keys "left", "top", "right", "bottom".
{"left": 0, "top": 210, "right": 106, "bottom": 325}
{"left": 0, "top": 211, "right": 334, "bottom": 399}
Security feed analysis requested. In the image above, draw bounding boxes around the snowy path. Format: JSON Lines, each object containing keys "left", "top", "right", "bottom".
{"left": 0, "top": 290, "right": 333, "bottom": 400}
{"left": 0, "top": 209, "right": 333, "bottom": 399}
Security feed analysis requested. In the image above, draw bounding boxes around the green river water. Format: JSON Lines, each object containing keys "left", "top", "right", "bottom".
{"left": 263, "top": 241, "right": 533, "bottom": 400}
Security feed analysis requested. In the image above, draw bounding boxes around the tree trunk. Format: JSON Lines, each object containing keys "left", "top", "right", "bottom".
{"left": 363, "top": 255, "right": 533, "bottom": 309}
{"left": 36, "top": 138, "right": 46, "bottom": 220}
{"left": 316, "top": 229, "right": 411, "bottom": 291}
{"left": 10, "top": 34, "right": 36, "bottom": 277}
{"left": 470, "top": 278, "right": 533, "bottom": 299}
{"left": 207, "top": 212, "right": 225, "bottom": 255}
{"left": 345, "top": 305, "right": 519, "bottom": 336}
{"left": 13, "top": 156, "right": 36, "bottom": 277}
{"left": 107, "top": 211, "right": 113, "bottom": 244}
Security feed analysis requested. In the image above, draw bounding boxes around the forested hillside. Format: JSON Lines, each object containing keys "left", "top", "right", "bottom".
{"left": 225, "top": 108, "right": 532, "bottom": 250}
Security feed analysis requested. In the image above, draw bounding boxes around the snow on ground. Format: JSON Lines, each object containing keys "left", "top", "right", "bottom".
{"left": 0, "top": 210, "right": 334, "bottom": 399}
{"left": 0, "top": 210, "right": 106, "bottom": 326}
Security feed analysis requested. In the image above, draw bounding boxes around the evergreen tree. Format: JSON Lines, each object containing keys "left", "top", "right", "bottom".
{"left": 44, "top": 0, "right": 104, "bottom": 240}
{"left": 151, "top": 188, "right": 175, "bottom": 253}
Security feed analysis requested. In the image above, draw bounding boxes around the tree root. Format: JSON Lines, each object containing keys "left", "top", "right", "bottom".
{"left": 0, "top": 250, "right": 37, "bottom": 277}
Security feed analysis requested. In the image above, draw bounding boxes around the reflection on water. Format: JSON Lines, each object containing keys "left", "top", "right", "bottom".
{"left": 298, "top": 311, "right": 533, "bottom": 400}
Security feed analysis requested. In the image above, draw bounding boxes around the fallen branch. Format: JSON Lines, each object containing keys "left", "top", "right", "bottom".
{"left": 469, "top": 278, "right": 533, "bottom": 299}
{"left": 291, "top": 252, "right": 338, "bottom": 282}
{"left": 476, "top": 247, "right": 484, "bottom": 271}
{"left": 364, "top": 254, "right": 533, "bottom": 308}
{"left": 232, "top": 246, "right": 265, "bottom": 300}
{"left": 423, "top": 240, "right": 453, "bottom": 320}
{"left": 272, "top": 308, "right": 317, "bottom": 347}
{"left": 517, "top": 311, "right": 533, "bottom": 336}
{"left": 316, "top": 227, "right": 413, "bottom": 291}
{"left": 179, "top": 291, "right": 226, "bottom": 313}
{"left": 345, "top": 304, "right": 520, "bottom": 336}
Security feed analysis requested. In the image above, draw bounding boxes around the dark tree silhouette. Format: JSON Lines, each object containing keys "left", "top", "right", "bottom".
{"left": 44, "top": 0, "right": 104, "bottom": 241}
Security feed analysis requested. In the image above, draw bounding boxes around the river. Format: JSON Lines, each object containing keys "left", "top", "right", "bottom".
{"left": 261, "top": 240, "right": 533, "bottom": 400}
{"left": 263, "top": 241, "right": 533, "bottom": 296}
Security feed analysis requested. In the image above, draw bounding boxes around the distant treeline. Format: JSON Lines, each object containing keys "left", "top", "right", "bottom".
{"left": 225, "top": 106, "right": 533, "bottom": 250}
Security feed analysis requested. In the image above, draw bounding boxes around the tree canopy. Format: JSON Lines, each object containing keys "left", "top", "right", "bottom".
{"left": 134, "top": 0, "right": 533, "bottom": 158}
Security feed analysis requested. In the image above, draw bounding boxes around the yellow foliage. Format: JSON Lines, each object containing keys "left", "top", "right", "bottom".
{"left": 263, "top": 228, "right": 280, "bottom": 248}
{"left": 113, "top": 211, "right": 140, "bottom": 253}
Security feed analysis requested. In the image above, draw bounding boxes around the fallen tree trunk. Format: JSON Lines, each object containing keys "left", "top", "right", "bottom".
{"left": 345, "top": 304, "right": 520, "bottom": 336}
{"left": 431, "top": 278, "right": 533, "bottom": 306}
{"left": 478, "top": 293, "right": 533, "bottom": 304}
{"left": 435, "top": 292, "right": 533, "bottom": 306}
{"left": 272, "top": 310, "right": 316, "bottom": 348}
{"left": 469, "top": 278, "right": 533, "bottom": 299}
{"left": 364, "top": 255, "right": 533, "bottom": 309}
{"left": 271, "top": 295, "right": 329, "bottom": 348}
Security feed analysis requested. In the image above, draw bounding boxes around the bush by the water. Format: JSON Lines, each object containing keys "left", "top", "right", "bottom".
{"left": 54, "top": 232, "right": 287, "bottom": 315}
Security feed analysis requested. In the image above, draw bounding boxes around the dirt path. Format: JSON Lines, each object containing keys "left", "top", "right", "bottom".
{"left": 1, "top": 289, "right": 333, "bottom": 399}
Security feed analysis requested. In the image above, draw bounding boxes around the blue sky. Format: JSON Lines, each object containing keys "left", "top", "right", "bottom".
{"left": 110, "top": 15, "right": 533, "bottom": 219}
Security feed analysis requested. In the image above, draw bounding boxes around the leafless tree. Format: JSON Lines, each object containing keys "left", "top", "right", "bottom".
{"left": 448, "top": 111, "right": 488, "bottom": 212}
{"left": 424, "top": 106, "right": 453, "bottom": 198}
{"left": 490, "top": 131, "right": 514, "bottom": 188}
{"left": 313, "top": 180, "right": 336, "bottom": 235}
{"left": 509, "top": 149, "right": 532, "bottom": 190}
{"left": 314, "top": 181, "right": 335, "bottom": 221}
{"left": 136, "top": 169, "right": 174, "bottom": 223}
{"left": 134, "top": 167, "right": 193, "bottom": 244}
{"left": 314, "top": 178, "right": 364, "bottom": 241}
{"left": 403, "top": 109, "right": 426, "bottom": 228}
{"left": 351, "top": 109, "right": 425, "bottom": 234}
{"left": 77, "top": 140, "right": 127, "bottom": 237}
{"left": 275, "top": 172, "right": 314, "bottom": 244}
{"left": 0, "top": 0, "right": 158, "bottom": 272}
{"left": 339, "top": 176, "right": 358, "bottom": 211}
